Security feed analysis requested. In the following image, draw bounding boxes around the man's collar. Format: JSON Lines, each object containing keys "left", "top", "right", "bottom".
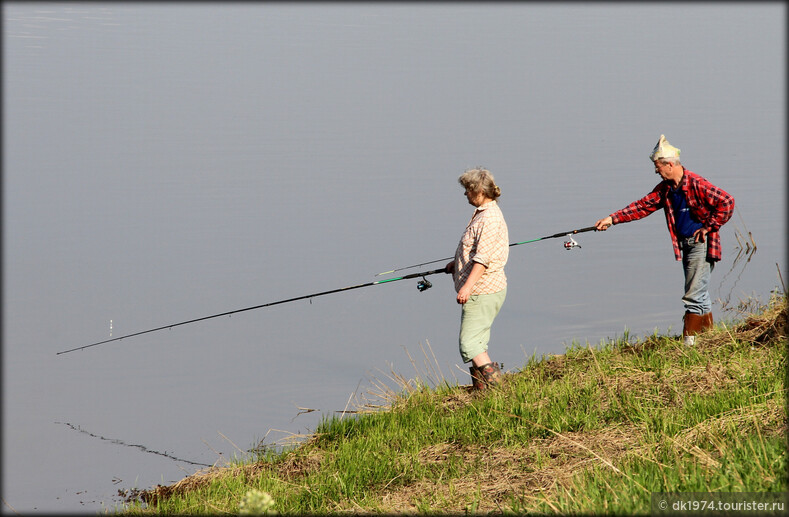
{"left": 675, "top": 168, "right": 688, "bottom": 189}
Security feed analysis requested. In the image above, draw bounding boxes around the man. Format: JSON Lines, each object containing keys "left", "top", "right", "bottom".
{"left": 594, "top": 135, "right": 735, "bottom": 345}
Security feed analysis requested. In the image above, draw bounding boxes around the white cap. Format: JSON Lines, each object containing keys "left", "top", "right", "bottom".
{"left": 649, "top": 134, "right": 680, "bottom": 161}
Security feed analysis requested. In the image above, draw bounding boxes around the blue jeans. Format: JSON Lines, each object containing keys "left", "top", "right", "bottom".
{"left": 681, "top": 238, "right": 715, "bottom": 314}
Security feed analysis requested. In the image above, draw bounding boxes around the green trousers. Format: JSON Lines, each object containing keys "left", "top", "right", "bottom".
{"left": 458, "top": 288, "right": 507, "bottom": 363}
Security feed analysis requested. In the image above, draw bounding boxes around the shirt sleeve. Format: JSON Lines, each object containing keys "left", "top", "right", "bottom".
{"left": 611, "top": 185, "right": 665, "bottom": 224}
{"left": 471, "top": 216, "right": 507, "bottom": 268}
{"left": 695, "top": 179, "right": 735, "bottom": 232}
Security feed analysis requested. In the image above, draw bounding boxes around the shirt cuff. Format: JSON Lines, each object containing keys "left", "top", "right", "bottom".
{"left": 472, "top": 256, "right": 490, "bottom": 267}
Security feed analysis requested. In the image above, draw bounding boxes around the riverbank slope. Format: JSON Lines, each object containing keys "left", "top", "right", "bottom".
{"left": 124, "top": 292, "right": 787, "bottom": 514}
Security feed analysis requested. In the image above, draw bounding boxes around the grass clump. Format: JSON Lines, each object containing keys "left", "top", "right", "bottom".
{"left": 122, "top": 291, "right": 787, "bottom": 514}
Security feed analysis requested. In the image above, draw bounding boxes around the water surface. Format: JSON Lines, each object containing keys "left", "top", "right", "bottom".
{"left": 2, "top": 3, "right": 785, "bottom": 513}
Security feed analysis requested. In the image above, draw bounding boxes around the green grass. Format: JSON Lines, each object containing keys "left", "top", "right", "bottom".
{"left": 121, "top": 292, "right": 787, "bottom": 514}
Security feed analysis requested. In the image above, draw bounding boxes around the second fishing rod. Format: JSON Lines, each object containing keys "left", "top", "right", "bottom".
{"left": 375, "top": 225, "right": 599, "bottom": 276}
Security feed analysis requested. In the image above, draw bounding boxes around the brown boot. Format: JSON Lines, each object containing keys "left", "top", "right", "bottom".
{"left": 469, "top": 366, "right": 486, "bottom": 391}
{"left": 477, "top": 362, "right": 503, "bottom": 386}
{"left": 683, "top": 312, "right": 704, "bottom": 346}
{"left": 700, "top": 312, "right": 714, "bottom": 332}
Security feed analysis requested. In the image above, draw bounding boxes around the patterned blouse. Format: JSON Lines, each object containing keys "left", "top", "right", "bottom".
{"left": 453, "top": 200, "right": 509, "bottom": 294}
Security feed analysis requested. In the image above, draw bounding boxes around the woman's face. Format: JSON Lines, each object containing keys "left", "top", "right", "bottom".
{"left": 464, "top": 188, "right": 486, "bottom": 207}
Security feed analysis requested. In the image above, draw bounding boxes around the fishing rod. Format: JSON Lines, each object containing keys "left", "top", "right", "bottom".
{"left": 374, "top": 225, "right": 599, "bottom": 276}
{"left": 56, "top": 267, "right": 446, "bottom": 356}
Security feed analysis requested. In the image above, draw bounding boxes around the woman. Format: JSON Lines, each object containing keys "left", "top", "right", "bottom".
{"left": 445, "top": 168, "right": 509, "bottom": 390}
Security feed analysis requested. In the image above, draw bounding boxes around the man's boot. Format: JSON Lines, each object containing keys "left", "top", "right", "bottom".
{"left": 683, "top": 312, "right": 704, "bottom": 346}
{"left": 700, "top": 312, "right": 714, "bottom": 333}
{"left": 469, "top": 366, "right": 486, "bottom": 391}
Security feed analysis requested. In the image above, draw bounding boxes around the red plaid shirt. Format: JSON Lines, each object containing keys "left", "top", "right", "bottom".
{"left": 611, "top": 170, "right": 734, "bottom": 262}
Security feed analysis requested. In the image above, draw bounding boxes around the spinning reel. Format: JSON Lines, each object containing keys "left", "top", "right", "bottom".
{"left": 417, "top": 276, "right": 433, "bottom": 292}
{"left": 563, "top": 234, "right": 582, "bottom": 250}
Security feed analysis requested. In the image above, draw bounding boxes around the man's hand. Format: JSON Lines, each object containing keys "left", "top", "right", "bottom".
{"left": 595, "top": 216, "right": 613, "bottom": 231}
{"left": 693, "top": 228, "right": 709, "bottom": 243}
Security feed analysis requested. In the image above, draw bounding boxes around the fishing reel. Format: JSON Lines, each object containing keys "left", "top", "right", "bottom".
{"left": 563, "top": 234, "right": 582, "bottom": 250}
{"left": 417, "top": 277, "right": 433, "bottom": 292}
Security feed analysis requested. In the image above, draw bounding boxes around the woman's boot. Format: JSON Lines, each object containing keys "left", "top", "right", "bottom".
{"left": 469, "top": 366, "right": 486, "bottom": 391}
{"left": 477, "top": 362, "right": 503, "bottom": 386}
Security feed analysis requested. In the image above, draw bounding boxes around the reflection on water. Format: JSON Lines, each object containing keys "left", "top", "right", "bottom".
{"left": 56, "top": 422, "right": 213, "bottom": 468}
{"left": 716, "top": 209, "right": 761, "bottom": 313}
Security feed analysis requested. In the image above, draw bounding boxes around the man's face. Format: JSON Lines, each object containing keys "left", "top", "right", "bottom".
{"left": 653, "top": 159, "right": 673, "bottom": 180}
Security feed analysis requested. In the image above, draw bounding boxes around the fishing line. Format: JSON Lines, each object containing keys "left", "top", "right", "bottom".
{"left": 57, "top": 267, "right": 446, "bottom": 355}
{"left": 374, "top": 225, "right": 599, "bottom": 276}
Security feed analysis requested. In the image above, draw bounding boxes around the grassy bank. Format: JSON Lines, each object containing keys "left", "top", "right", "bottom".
{"left": 123, "top": 292, "right": 787, "bottom": 514}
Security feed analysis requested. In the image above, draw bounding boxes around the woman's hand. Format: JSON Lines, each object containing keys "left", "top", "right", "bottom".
{"left": 457, "top": 284, "right": 472, "bottom": 304}
{"left": 456, "top": 262, "right": 486, "bottom": 304}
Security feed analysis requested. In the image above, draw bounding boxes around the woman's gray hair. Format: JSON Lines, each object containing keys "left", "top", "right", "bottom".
{"left": 656, "top": 157, "right": 682, "bottom": 166}
{"left": 458, "top": 167, "right": 501, "bottom": 200}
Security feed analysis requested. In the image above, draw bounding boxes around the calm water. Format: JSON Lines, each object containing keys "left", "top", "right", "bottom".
{"left": 2, "top": 3, "right": 785, "bottom": 513}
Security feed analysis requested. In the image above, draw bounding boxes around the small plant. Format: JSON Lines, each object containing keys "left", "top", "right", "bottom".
{"left": 238, "top": 489, "right": 275, "bottom": 515}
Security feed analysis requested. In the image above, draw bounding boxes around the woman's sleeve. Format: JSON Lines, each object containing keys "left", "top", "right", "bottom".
{"left": 471, "top": 218, "right": 506, "bottom": 267}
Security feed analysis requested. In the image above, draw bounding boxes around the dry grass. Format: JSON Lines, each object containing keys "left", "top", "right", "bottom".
{"left": 320, "top": 422, "right": 653, "bottom": 514}
{"left": 367, "top": 394, "right": 786, "bottom": 515}
{"left": 136, "top": 463, "right": 269, "bottom": 507}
